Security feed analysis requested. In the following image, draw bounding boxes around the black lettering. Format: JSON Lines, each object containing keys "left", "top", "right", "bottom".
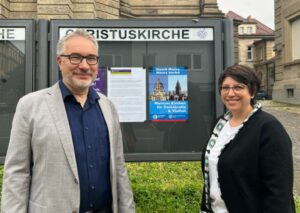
{"left": 86, "top": 29, "right": 95, "bottom": 38}
{"left": 172, "top": 29, "right": 181, "bottom": 39}
{"left": 0, "top": 29, "right": 4, "bottom": 39}
{"left": 110, "top": 30, "right": 118, "bottom": 39}
{"left": 7, "top": 29, "right": 14, "bottom": 39}
{"left": 95, "top": 29, "right": 100, "bottom": 39}
{"left": 182, "top": 30, "right": 189, "bottom": 39}
{"left": 65, "top": 29, "right": 74, "bottom": 35}
{"left": 128, "top": 30, "right": 136, "bottom": 39}
{"left": 161, "top": 30, "right": 170, "bottom": 39}
{"left": 152, "top": 30, "right": 161, "bottom": 40}
{"left": 119, "top": 30, "right": 127, "bottom": 39}
{"left": 138, "top": 30, "right": 147, "bottom": 40}
{"left": 100, "top": 30, "right": 109, "bottom": 39}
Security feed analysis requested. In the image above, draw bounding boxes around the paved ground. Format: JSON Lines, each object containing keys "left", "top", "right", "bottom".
{"left": 260, "top": 100, "right": 300, "bottom": 196}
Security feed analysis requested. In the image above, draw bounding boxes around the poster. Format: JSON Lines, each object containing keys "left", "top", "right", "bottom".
{"left": 107, "top": 67, "right": 146, "bottom": 122}
{"left": 149, "top": 67, "right": 188, "bottom": 122}
{"left": 92, "top": 67, "right": 106, "bottom": 95}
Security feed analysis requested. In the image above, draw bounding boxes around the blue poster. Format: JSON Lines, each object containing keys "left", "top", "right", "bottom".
{"left": 149, "top": 67, "right": 188, "bottom": 122}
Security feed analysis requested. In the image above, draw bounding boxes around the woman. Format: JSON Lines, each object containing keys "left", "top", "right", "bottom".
{"left": 201, "top": 64, "right": 295, "bottom": 213}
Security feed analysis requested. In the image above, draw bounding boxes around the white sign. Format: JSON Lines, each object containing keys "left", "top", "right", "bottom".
{"left": 59, "top": 28, "right": 214, "bottom": 41}
{"left": 107, "top": 67, "right": 146, "bottom": 122}
{"left": 0, "top": 28, "right": 25, "bottom": 40}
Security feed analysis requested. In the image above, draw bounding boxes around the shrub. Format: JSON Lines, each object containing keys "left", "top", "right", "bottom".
{"left": 0, "top": 163, "right": 300, "bottom": 212}
{"left": 127, "top": 162, "right": 202, "bottom": 213}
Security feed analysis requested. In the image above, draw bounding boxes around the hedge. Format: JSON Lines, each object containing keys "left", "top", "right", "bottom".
{"left": 0, "top": 163, "right": 299, "bottom": 212}
{"left": 127, "top": 162, "right": 202, "bottom": 213}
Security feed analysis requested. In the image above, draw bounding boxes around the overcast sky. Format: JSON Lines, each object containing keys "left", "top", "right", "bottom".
{"left": 218, "top": 0, "right": 275, "bottom": 29}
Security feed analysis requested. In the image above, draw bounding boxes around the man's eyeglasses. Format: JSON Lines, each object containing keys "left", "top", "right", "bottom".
{"left": 220, "top": 85, "right": 246, "bottom": 93}
{"left": 60, "top": 54, "right": 99, "bottom": 65}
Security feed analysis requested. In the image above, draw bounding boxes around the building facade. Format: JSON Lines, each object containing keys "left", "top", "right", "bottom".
{"left": 274, "top": 0, "right": 300, "bottom": 104}
{"left": 226, "top": 11, "right": 275, "bottom": 98}
{"left": 0, "top": 0, "right": 223, "bottom": 20}
{"left": 253, "top": 39, "right": 275, "bottom": 98}
{"left": 226, "top": 11, "right": 274, "bottom": 68}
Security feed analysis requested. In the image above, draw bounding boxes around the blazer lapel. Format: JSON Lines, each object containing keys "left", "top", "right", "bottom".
{"left": 45, "top": 83, "right": 79, "bottom": 179}
{"left": 98, "top": 97, "right": 115, "bottom": 155}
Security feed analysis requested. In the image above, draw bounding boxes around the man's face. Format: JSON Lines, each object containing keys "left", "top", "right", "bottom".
{"left": 56, "top": 36, "right": 98, "bottom": 92}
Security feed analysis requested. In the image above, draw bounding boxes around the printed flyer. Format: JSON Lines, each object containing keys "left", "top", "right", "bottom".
{"left": 149, "top": 67, "right": 188, "bottom": 122}
{"left": 107, "top": 67, "right": 146, "bottom": 122}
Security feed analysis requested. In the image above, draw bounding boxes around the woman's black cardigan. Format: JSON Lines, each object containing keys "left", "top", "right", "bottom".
{"left": 201, "top": 109, "right": 295, "bottom": 213}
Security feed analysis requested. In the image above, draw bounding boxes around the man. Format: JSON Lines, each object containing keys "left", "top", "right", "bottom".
{"left": 1, "top": 29, "right": 135, "bottom": 213}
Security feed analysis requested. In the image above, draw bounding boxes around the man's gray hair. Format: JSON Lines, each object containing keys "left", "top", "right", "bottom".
{"left": 56, "top": 29, "right": 98, "bottom": 55}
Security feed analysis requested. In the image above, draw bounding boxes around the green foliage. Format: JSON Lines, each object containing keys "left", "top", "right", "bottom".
{"left": 0, "top": 165, "right": 3, "bottom": 205}
{"left": 0, "top": 163, "right": 300, "bottom": 212}
{"left": 127, "top": 162, "right": 300, "bottom": 213}
{"left": 0, "top": 165, "right": 3, "bottom": 194}
{"left": 295, "top": 196, "right": 300, "bottom": 212}
{"left": 127, "top": 162, "right": 202, "bottom": 213}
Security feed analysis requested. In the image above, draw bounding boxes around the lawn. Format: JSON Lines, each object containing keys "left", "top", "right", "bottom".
{"left": 0, "top": 163, "right": 299, "bottom": 212}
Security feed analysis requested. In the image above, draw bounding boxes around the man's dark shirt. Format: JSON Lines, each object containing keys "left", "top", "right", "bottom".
{"left": 59, "top": 81, "right": 112, "bottom": 212}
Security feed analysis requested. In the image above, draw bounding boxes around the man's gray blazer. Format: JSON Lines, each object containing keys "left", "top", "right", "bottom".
{"left": 1, "top": 83, "right": 135, "bottom": 213}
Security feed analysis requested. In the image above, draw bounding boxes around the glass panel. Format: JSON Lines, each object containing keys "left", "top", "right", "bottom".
{"left": 143, "top": 54, "right": 156, "bottom": 68}
{"left": 115, "top": 55, "right": 122, "bottom": 66}
{"left": 0, "top": 40, "right": 26, "bottom": 156}
{"left": 247, "top": 46, "right": 253, "bottom": 60}
{"left": 176, "top": 54, "right": 191, "bottom": 68}
{"left": 193, "top": 54, "right": 202, "bottom": 69}
{"left": 291, "top": 18, "right": 300, "bottom": 60}
{"left": 101, "top": 55, "right": 113, "bottom": 67}
{"left": 98, "top": 41, "right": 215, "bottom": 153}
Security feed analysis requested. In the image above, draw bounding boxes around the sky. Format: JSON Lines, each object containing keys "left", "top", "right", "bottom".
{"left": 218, "top": 0, "right": 275, "bottom": 29}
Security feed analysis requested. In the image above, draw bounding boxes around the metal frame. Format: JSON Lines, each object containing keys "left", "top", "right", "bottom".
{"left": 0, "top": 19, "right": 35, "bottom": 164}
{"left": 0, "top": 19, "right": 234, "bottom": 163}
{"left": 36, "top": 19, "right": 49, "bottom": 90}
{"left": 49, "top": 18, "right": 232, "bottom": 161}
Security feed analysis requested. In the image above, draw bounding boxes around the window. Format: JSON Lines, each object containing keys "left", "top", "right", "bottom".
{"left": 240, "top": 27, "right": 244, "bottom": 34}
{"left": 287, "top": 88, "right": 294, "bottom": 98}
{"left": 247, "top": 46, "right": 253, "bottom": 60}
{"left": 247, "top": 27, "right": 253, "bottom": 34}
{"left": 176, "top": 53, "right": 203, "bottom": 70}
{"left": 143, "top": 54, "right": 156, "bottom": 67}
{"left": 100, "top": 55, "right": 123, "bottom": 67}
{"left": 176, "top": 54, "right": 191, "bottom": 68}
{"left": 193, "top": 54, "right": 202, "bottom": 69}
{"left": 257, "top": 47, "right": 264, "bottom": 60}
{"left": 291, "top": 18, "right": 300, "bottom": 60}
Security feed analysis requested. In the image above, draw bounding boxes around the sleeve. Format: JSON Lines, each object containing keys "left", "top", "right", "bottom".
{"left": 109, "top": 101, "right": 136, "bottom": 213}
{"left": 1, "top": 98, "right": 32, "bottom": 213}
{"left": 259, "top": 118, "right": 295, "bottom": 213}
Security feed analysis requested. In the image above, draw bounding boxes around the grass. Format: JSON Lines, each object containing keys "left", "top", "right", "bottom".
{"left": 0, "top": 163, "right": 299, "bottom": 212}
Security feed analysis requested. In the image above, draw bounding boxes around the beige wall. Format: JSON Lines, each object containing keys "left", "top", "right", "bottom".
{"left": 266, "top": 40, "right": 275, "bottom": 59}
{"left": 274, "top": 0, "right": 300, "bottom": 104}
{"left": 0, "top": 0, "right": 222, "bottom": 19}
{"left": 253, "top": 40, "right": 275, "bottom": 62}
{"left": 238, "top": 37, "right": 261, "bottom": 68}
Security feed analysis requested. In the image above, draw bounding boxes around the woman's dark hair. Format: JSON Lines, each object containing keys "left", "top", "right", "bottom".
{"left": 218, "top": 64, "right": 261, "bottom": 106}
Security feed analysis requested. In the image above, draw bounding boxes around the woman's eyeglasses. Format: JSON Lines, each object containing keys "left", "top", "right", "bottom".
{"left": 220, "top": 85, "right": 246, "bottom": 93}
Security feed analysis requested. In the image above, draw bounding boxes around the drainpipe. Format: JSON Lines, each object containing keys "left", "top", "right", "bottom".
{"left": 199, "top": 0, "right": 205, "bottom": 17}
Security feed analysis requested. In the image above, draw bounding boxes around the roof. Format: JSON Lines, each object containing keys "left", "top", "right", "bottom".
{"left": 226, "top": 11, "right": 274, "bottom": 36}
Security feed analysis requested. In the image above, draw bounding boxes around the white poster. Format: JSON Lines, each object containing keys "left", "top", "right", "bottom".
{"left": 107, "top": 67, "right": 146, "bottom": 122}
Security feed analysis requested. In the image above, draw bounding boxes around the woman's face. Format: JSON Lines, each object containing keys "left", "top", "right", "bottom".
{"left": 220, "top": 77, "right": 254, "bottom": 114}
